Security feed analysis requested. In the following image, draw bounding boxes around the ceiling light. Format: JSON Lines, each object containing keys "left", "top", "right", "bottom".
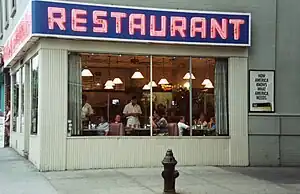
{"left": 131, "top": 70, "right": 144, "bottom": 79}
{"left": 113, "top": 77, "right": 123, "bottom": 85}
{"left": 104, "top": 85, "right": 114, "bottom": 90}
{"left": 81, "top": 69, "right": 93, "bottom": 77}
{"left": 105, "top": 80, "right": 115, "bottom": 87}
{"left": 204, "top": 82, "right": 214, "bottom": 89}
{"left": 148, "top": 81, "right": 157, "bottom": 87}
{"left": 158, "top": 78, "right": 169, "bottom": 85}
{"left": 202, "top": 78, "right": 213, "bottom": 86}
{"left": 183, "top": 73, "right": 195, "bottom": 80}
{"left": 142, "top": 84, "right": 150, "bottom": 90}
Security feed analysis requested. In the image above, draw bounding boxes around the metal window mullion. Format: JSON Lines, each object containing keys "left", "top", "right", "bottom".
{"left": 189, "top": 57, "right": 193, "bottom": 136}
{"left": 150, "top": 55, "right": 153, "bottom": 137}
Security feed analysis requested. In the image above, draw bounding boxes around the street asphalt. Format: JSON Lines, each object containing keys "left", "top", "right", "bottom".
{"left": 1, "top": 148, "right": 300, "bottom": 194}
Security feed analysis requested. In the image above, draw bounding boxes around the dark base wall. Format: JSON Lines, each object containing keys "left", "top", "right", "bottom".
{"left": 249, "top": 115, "right": 300, "bottom": 166}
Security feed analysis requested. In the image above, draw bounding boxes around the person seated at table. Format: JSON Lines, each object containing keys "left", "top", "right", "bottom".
{"left": 208, "top": 117, "right": 216, "bottom": 130}
{"left": 197, "top": 113, "right": 208, "bottom": 127}
{"left": 123, "top": 96, "right": 142, "bottom": 128}
{"left": 96, "top": 116, "right": 109, "bottom": 136}
{"left": 177, "top": 116, "right": 189, "bottom": 136}
{"left": 193, "top": 117, "right": 198, "bottom": 125}
{"left": 152, "top": 110, "right": 168, "bottom": 134}
{"left": 114, "top": 114, "right": 121, "bottom": 123}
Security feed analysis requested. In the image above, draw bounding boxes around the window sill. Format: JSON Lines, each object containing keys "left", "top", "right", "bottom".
{"left": 10, "top": 7, "right": 16, "bottom": 18}
{"left": 67, "top": 136, "right": 230, "bottom": 140}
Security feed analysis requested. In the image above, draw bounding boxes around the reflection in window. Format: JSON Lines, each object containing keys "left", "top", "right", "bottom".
{"left": 67, "top": 54, "right": 228, "bottom": 137}
{"left": 31, "top": 56, "right": 38, "bottom": 134}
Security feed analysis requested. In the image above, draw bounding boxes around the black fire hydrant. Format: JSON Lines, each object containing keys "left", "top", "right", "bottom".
{"left": 161, "top": 149, "right": 179, "bottom": 193}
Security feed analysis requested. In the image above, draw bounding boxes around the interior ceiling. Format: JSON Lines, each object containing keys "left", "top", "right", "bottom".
{"left": 80, "top": 53, "right": 215, "bottom": 68}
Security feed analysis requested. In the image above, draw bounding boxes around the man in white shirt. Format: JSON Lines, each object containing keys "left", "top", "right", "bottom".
{"left": 177, "top": 116, "right": 189, "bottom": 136}
{"left": 123, "top": 96, "right": 142, "bottom": 128}
{"left": 82, "top": 94, "right": 94, "bottom": 122}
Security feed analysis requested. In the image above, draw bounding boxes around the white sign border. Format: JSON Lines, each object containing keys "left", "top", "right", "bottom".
{"left": 249, "top": 70, "right": 275, "bottom": 113}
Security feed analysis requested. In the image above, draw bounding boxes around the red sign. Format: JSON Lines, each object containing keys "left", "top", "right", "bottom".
{"left": 3, "top": 10, "right": 32, "bottom": 66}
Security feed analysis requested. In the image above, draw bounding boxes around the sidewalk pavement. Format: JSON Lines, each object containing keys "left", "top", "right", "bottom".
{"left": 1, "top": 148, "right": 300, "bottom": 194}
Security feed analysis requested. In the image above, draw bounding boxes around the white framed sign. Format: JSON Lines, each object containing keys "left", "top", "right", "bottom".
{"left": 249, "top": 70, "right": 275, "bottom": 112}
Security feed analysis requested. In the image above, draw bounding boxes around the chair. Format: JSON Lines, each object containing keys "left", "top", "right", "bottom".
{"left": 167, "top": 123, "right": 179, "bottom": 136}
{"left": 109, "top": 123, "right": 124, "bottom": 136}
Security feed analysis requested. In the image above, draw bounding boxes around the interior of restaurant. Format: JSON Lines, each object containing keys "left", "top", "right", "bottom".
{"left": 68, "top": 53, "right": 226, "bottom": 137}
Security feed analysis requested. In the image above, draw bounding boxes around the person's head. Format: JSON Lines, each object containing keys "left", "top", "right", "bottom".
{"left": 180, "top": 116, "right": 185, "bottom": 123}
{"left": 153, "top": 110, "right": 161, "bottom": 120}
{"left": 115, "top": 114, "right": 121, "bottom": 123}
{"left": 199, "top": 113, "right": 206, "bottom": 121}
{"left": 99, "top": 116, "right": 106, "bottom": 123}
{"left": 210, "top": 117, "right": 216, "bottom": 123}
{"left": 82, "top": 94, "right": 87, "bottom": 104}
{"left": 131, "top": 96, "right": 137, "bottom": 105}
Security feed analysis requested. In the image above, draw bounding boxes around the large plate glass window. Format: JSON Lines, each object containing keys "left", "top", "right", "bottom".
{"left": 67, "top": 53, "right": 228, "bottom": 137}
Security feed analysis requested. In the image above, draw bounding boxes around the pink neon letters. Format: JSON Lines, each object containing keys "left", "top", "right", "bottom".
{"left": 47, "top": 6, "right": 246, "bottom": 40}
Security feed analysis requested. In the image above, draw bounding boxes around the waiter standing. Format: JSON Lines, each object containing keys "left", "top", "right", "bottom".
{"left": 123, "top": 96, "right": 142, "bottom": 128}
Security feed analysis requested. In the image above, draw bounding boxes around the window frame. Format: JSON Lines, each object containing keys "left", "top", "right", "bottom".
{"left": 30, "top": 54, "right": 39, "bottom": 135}
{"left": 4, "top": 0, "right": 9, "bottom": 29}
{"left": 68, "top": 53, "right": 229, "bottom": 137}
{"left": 10, "top": 0, "right": 16, "bottom": 18}
{"left": 0, "top": 0, "right": 3, "bottom": 39}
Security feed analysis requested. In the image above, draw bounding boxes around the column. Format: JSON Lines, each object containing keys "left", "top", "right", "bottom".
{"left": 39, "top": 48, "right": 68, "bottom": 171}
{"left": 228, "top": 57, "right": 249, "bottom": 166}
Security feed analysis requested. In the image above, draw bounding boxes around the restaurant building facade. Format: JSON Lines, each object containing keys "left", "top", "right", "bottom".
{"left": 1, "top": 0, "right": 300, "bottom": 171}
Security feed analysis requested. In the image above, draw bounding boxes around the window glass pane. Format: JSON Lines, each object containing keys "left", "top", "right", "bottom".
{"left": 190, "top": 58, "right": 228, "bottom": 136}
{"left": 12, "top": 74, "right": 18, "bottom": 132}
{"left": 68, "top": 53, "right": 151, "bottom": 136}
{"left": 150, "top": 56, "right": 191, "bottom": 136}
{"left": 20, "top": 66, "right": 25, "bottom": 133}
{"left": 31, "top": 56, "right": 38, "bottom": 134}
{"left": 67, "top": 54, "right": 228, "bottom": 137}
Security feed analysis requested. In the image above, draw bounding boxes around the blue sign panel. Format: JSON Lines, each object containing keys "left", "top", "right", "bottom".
{"left": 32, "top": 0, "right": 251, "bottom": 46}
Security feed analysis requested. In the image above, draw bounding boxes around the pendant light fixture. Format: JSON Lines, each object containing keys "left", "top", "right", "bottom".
{"left": 113, "top": 77, "right": 123, "bottom": 85}
{"left": 202, "top": 59, "right": 214, "bottom": 88}
{"left": 148, "top": 81, "right": 158, "bottom": 87}
{"left": 142, "top": 84, "right": 150, "bottom": 90}
{"left": 104, "top": 56, "right": 115, "bottom": 89}
{"left": 81, "top": 68, "right": 93, "bottom": 77}
{"left": 131, "top": 70, "right": 144, "bottom": 79}
{"left": 112, "top": 55, "right": 123, "bottom": 85}
{"left": 183, "top": 72, "right": 195, "bottom": 80}
{"left": 204, "top": 82, "right": 214, "bottom": 88}
{"left": 81, "top": 55, "right": 93, "bottom": 77}
{"left": 104, "top": 85, "right": 114, "bottom": 90}
{"left": 131, "top": 57, "right": 144, "bottom": 79}
{"left": 158, "top": 58, "right": 169, "bottom": 85}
